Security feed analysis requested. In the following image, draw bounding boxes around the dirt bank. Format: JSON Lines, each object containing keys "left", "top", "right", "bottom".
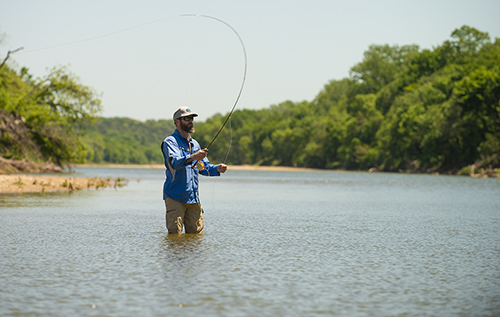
{"left": 0, "top": 174, "right": 125, "bottom": 193}
{"left": 0, "top": 157, "right": 62, "bottom": 174}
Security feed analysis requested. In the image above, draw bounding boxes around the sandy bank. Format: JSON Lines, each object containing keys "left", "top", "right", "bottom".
{"left": 0, "top": 175, "right": 125, "bottom": 194}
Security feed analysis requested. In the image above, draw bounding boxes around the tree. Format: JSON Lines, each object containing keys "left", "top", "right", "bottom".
{"left": 350, "top": 44, "right": 419, "bottom": 93}
{"left": 449, "top": 25, "right": 491, "bottom": 58}
{"left": 1, "top": 64, "right": 102, "bottom": 165}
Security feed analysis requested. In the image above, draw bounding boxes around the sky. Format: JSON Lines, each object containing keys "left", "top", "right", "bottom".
{"left": 1, "top": 0, "right": 500, "bottom": 122}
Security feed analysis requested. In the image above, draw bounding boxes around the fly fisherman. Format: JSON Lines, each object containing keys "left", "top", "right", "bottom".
{"left": 161, "top": 107, "right": 228, "bottom": 234}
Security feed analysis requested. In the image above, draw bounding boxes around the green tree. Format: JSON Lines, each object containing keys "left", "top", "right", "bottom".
{"left": 449, "top": 25, "right": 491, "bottom": 58}
{"left": 1, "top": 64, "right": 102, "bottom": 165}
{"left": 350, "top": 44, "right": 419, "bottom": 93}
{"left": 69, "top": 25, "right": 499, "bottom": 174}
{"left": 80, "top": 117, "right": 174, "bottom": 164}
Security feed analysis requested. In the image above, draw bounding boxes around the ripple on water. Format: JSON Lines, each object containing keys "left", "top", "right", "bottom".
{"left": 1, "top": 169, "right": 499, "bottom": 316}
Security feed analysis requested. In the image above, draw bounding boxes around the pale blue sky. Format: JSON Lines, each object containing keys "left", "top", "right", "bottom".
{"left": 1, "top": 0, "right": 499, "bottom": 121}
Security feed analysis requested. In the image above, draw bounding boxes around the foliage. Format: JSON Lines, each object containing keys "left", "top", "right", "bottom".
{"left": 194, "top": 26, "right": 499, "bottom": 173}
{"left": 80, "top": 117, "right": 174, "bottom": 164}
{"left": 2, "top": 25, "right": 498, "bottom": 174}
{"left": 0, "top": 63, "right": 102, "bottom": 166}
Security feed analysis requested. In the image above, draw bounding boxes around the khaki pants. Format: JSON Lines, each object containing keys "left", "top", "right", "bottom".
{"left": 164, "top": 197, "right": 204, "bottom": 234}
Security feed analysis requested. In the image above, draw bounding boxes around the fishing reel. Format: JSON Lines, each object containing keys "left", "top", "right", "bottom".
{"left": 196, "top": 161, "right": 205, "bottom": 171}
{"left": 195, "top": 147, "right": 208, "bottom": 171}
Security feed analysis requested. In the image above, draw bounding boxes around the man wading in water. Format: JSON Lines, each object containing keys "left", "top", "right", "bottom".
{"left": 161, "top": 107, "right": 228, "bottom": 234}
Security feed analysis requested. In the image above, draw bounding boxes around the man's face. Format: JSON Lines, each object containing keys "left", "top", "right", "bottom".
{"left": 178, "top": 116, "right": 195, "bottom": 134}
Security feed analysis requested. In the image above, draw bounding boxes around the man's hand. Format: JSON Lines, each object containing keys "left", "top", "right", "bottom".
{"left": 217, "top": 164, "right": 227, "bottom": 173}
{"left": 190, "top": 149, "right": 207, "bottom": 161}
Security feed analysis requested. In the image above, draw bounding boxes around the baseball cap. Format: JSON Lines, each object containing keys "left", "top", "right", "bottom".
{"left": 173, "top": 107, "right": 199, "bottom": 120}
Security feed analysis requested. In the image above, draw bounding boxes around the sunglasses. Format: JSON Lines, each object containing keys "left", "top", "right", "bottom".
{"left": 181, "top": 116, "right": 194, "bottom": 122}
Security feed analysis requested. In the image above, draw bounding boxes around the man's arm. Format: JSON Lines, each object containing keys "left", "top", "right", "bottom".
{"left": 163, "top": 138, "right": 193, "bottom": 169}
{"left": 185, "top": 149, "right": 207, "bottom": 165}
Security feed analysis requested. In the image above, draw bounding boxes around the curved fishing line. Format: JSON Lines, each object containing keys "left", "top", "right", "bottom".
{"left": 223, "top": 117, "right": 233, "bottom": 164}
{"left": 20, "top": 13, "right": 247, "bottom": 157}
{"left": 16, "top": 14, "right": 244, "bottom": 208}
{"left": 204, "top": 116, "right": 232, "bottom": 213}
{"left": 208, "top": 116, "right": 232, "bottom": 213}
{"left": 173, "top": 15, "right": 245, "bottom": 213}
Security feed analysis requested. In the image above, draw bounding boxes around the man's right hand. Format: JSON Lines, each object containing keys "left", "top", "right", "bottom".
{"left": 190, "top": 149, "right": 207, "bottom": 161}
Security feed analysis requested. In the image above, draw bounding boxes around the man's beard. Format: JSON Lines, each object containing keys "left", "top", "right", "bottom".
{"left": 180, "top": 120, "right": 195, "bottom": 134}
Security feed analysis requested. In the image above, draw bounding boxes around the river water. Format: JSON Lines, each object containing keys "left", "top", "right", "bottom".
{"left": 1, "top": 167, "right": 499, "bottom": 316}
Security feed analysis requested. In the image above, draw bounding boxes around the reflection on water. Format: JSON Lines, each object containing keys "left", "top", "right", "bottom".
{"left": 159, "top": 234, "right": 207, "bottom": 268}
{"left": 1, "top": 167, "right": 499, "bottom": 316}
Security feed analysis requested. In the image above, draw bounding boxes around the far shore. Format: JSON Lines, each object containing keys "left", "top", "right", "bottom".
{"left": 72, "top": 163, "right": 321, "bottom": 172}
{"left": 71, "top": 163, "right": 499, "bottom": 178}
{"left": 0, "top": 165, "right": 316, "bottom": 194}
{"left": 2, "top": 163, "right": 497, "bottom": 194}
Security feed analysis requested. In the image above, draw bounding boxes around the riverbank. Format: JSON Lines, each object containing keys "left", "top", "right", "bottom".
{"left": 0, "top": 157, "right": 62, "bottom": 174}
{"left": 74, "top": 163, "right": 320, "bottom": 172}
{"left": 74, "top": 163, "right": 499, "bottom": 177}
{"left": 1, "top": 162, "right": 497, "bottom": 194}
{"left": 0, "top": 174, "right": 126, "bottom": 193}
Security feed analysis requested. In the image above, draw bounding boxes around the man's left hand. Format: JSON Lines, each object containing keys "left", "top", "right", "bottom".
{"left": 217, "top": 164, "right": 228, "bottom": 173}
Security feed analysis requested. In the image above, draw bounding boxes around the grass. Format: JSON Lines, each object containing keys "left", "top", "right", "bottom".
{"left": 13, "top": 176, "right": 24, "bottom": 188}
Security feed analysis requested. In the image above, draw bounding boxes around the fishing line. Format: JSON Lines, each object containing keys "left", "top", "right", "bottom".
{"left": 17, "top": 16, "right": 178, "bottom": 54}
{"left": 18, "top": 13, "right": 246, "bottom": 166}
{"left": 15, "top": 14, "right": 246, "bottom": 210}
{"left": 223, "top": 117, "right": 233, "bottom": 164}
{"left": 209, "top": 116, "right": 232, "bottom": 213}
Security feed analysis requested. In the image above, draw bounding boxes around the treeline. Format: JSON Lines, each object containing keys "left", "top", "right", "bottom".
{"left": 81, "top": 117, "right": 173, "bottom": 164}
{"left": 2, "top": 26, "right": 499, "bottom": 174}
{"left": 193, "top": 26, "right": 499, "bottom": 173}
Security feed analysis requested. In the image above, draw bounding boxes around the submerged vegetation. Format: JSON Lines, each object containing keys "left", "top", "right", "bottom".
{"left": 1, "top": 25, "right": 499, "bottom": 176}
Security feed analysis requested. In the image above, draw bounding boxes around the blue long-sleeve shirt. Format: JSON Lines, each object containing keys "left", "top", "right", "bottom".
{"left": 161, "top": 129, "right": 220, "bottom": 203}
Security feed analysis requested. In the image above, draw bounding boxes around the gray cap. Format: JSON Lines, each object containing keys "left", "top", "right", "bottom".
{"left": 173, "top": 107, "right": 199, "bottom": 120}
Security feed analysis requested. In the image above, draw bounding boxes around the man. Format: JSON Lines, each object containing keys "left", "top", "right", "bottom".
{"left": 161, "top": 106, "right": 227, "bottom": 234}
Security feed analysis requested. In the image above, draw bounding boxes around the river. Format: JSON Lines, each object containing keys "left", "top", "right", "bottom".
{"left": 1, "top": 167, "right": 499, "bottom": 316}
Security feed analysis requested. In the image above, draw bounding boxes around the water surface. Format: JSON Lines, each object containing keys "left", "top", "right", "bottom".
{"left": 1, "top": 168, "right": 499, "bottom": 316}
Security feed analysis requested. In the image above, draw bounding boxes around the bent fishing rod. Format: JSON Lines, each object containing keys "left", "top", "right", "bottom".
{"left": 180, "top": 15, "right": 247, "bottom": 170}
{"left": 180, "top": 14, "right": 248, "bottom": 151}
